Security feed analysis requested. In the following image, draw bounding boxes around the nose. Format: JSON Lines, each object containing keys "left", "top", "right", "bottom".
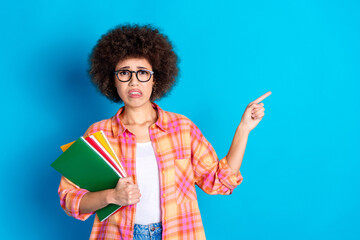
{"left": 128, "top": 72, "right": 140, "bottom": 86}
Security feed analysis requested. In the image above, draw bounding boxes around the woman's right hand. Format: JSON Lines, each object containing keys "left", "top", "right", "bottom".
{"left": 109, "top": 176, "right": 141, "bottom": 206}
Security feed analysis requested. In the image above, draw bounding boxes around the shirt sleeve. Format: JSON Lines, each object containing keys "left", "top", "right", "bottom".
{"left": 58, "top": 176, "right": 94, "bottom": 220}
{"left": 190, "top": 121, "right": 243, "bottom": 195}
{"left": 56, "top": 124, "right": 97, "bottom": 220}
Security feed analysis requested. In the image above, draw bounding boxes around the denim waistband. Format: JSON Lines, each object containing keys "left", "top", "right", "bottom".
{"left": 134, "top": 222, "right": 162, "bottom": 235}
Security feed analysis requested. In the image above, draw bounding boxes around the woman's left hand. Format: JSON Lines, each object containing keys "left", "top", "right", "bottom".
{"left": 239, "top": 91, "right": 272, "bottom": 133}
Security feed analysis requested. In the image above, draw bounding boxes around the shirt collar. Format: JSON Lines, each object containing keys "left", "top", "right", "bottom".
{"left": 112, "top": 102, "right": 167, "bottom": 136}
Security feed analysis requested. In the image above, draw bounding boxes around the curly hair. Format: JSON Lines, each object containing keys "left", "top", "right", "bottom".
{"left": 88, "top": 23, "right": 180, "bottom": 103}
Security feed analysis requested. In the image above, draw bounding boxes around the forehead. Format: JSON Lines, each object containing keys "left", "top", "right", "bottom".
{"left": 115, "top": 57, "right": 152, "bottom": 69}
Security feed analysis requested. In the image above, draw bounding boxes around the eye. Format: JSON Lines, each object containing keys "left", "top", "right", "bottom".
{"left": 138, "top": 70, "right": 149, "bottom": 75}
{"left": 119, "top": 70, "right": 130, "bottom": 76}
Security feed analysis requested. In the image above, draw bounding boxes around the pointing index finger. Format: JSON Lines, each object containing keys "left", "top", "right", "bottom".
{"left": 253, "top": 91, "right": 272, "bottom": 104}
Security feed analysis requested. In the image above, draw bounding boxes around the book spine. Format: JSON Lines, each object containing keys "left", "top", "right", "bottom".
{"left": 81, "top": 137, "right": 121, "bottom": 177}
{"left": 100, "top": 130, "right": 128, "bottom": 177}
{"left": 89, "top": 135, "right": 126, "bottom": 178}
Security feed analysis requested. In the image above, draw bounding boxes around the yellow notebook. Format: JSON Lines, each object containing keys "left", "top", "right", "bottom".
{"left": 92, "top": 131, "right": 121, "bottom": 166}
{"left": 89, "top": 133, "right": 127, "bottom": 177}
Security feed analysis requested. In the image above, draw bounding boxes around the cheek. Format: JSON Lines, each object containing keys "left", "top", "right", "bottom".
{"left": 143, "top": 83, "right": 152, "bottom": 95}
{"left": 115, "top": 83, "right": 126, "bottom": 96}
{"left": 147, "top": 81, "right": 155, "bottom": 93}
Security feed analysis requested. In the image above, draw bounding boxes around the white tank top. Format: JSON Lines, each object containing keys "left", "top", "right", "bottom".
{"left": 134, "top": 141, "right": 161, "bottom": 224}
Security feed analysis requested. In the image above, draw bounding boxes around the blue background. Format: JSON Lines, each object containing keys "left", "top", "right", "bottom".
{"left": 1, "top": 0, "right": 359, "bottom": 239}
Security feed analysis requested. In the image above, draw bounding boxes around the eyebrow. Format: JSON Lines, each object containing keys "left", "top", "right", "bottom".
{"left": 118, "top": 66, "right": 148, "bottom": 70}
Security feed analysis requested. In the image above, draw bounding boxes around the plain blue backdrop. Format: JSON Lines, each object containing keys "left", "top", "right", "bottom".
{"left": 1, "top": 0, "right": 359, "bottom": 239}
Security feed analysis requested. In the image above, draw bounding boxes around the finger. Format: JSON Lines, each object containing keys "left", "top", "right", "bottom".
{"left": 132, "top": 199, "right": 140, "bottom": 204}
{"left": 131, "top": 188, "right": 140, "bottom": 194}
{"left": 251, "top": 107, "right": 265, "bottom": 115}
{"left": 120, "top": 176, "right": 133, "bottom": 184}
{"left": 126, "top": 198, "right": 140, "bottom": 205}
{"left": 126, "top": 183, "right": 140, "bottom": 191}
{"left": 127, "top": 184, "right": 139, "bottom": 190}
{"left": 252, "top": 108, "right": 265, "bottom": 116}
{"left": 252, "top": 107, "right": 265, "bottom": 114}
{"left": 128, "top": 190, "right": 141, "bottom": 197}
{"left": 125, "top": 185, "right": 133, "bottom": 191}
{"left": 247, "top": 102, "right": 256, "bottom": 108}
{"left": 252, "top": 102, "right": 264, "bottom": 107}
{"left": 248, "top": 104, "right": 259, "bottom": 114}
{"left": 251, "top": 104, "right": 263, "bottom": 112}
{"left": 133, "top": 192, "right": 141, "bottom": 198}
{"left": 129, "top": 195, "right": 141, "bottom": 203}
{"left": 252, "top": 91, "right": 272, "bottom": 104}
{"left": 254, "top": 112, "right": 265, "bottom": 119}
{"left": 253, "top": 109, "right": 265, "bottom": 116}
{"left": 253, "top": 103, "right": 263, "bottom": 108}
{"left": 127, "top": 192, "right": 141, "bottom": 202}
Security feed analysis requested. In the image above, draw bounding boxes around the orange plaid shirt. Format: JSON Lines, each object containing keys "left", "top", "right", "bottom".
{"left": 58, "top": 102, "right": 243, "bottom": 239}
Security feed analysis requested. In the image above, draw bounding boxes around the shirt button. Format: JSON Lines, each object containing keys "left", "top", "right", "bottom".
{"left": 162, "top": 194, "right": 166, "bottom": 198}
{"left": 162, "top": 170, "right": 165, "bottom": 174}
{"left": 151, "top": 226, "right": 155, "bottom": 231}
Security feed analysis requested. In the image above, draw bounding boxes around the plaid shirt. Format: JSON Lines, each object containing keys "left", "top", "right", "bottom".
{"left": 58, "top": 102, "right": 243, "bottom": 239}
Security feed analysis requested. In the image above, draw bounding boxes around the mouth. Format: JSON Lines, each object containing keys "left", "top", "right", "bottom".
{"left": 128, "top": 89, "right": 143, "bottom": 98}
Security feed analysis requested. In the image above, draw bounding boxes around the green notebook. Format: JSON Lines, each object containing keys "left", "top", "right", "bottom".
{"left": 51, "top": 136, "right": 122, "bottom": 222}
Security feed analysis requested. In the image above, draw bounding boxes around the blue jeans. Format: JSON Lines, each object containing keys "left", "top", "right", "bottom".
{"left": 133, "top": 222, "right": 162, "bottom": 240}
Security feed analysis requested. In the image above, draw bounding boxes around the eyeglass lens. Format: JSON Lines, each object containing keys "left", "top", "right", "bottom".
{"left": 117, "top": 70, "right": 151, "bottom": 82}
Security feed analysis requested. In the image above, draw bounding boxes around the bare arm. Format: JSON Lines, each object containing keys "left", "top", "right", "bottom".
{"left": 79, "top": 176, "right": 141, "bottom": 214}
{"left": 226, "top": 124, "right": 250, "bottom": 175}
{"left": 226, "top": 91, "right": 272, "bottom": 174}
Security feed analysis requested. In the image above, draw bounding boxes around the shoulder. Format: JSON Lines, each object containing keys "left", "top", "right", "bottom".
{"left": 83, "top": 117, "right": 113, "bottom": 137}
{"left": 162, "top": 109, "right": 198, "bottom": 130}
{"left": 162, "top": 110, "right": 206, "bottom": 144}
{"left": 163, "top": 109, "right": 190, "bottom": 123}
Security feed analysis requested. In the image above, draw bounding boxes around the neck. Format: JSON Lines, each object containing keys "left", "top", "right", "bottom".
{"left": 120, "top": 101, "right": 157, "bottom": 125}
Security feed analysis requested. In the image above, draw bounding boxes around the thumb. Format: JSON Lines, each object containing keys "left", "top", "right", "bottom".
{"left": 119, "top": 176, "right": 134, "bottom": 184}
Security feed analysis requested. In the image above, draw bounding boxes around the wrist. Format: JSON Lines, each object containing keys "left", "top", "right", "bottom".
{"left": 237, "top": 122, "right": 251, "bottom": 135}
{"left": 105, "top": 189, "right": 115, "bottom": 205}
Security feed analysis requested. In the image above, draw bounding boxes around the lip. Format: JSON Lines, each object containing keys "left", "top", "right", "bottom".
{"left": 128, "top": 89, "right": 143, "bottom": 97}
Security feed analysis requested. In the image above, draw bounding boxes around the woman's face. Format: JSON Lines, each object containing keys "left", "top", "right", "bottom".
{"left": 114, "top": 57, "right": 155, "bottom": 108}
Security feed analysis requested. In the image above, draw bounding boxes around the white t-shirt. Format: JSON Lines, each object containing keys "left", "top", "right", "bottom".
{"left": 134, "top": 141, "right": 161, "bottom": 224}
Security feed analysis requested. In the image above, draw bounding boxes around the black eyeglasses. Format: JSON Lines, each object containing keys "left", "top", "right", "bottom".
{"left": 114, "top": 69, "right": 154, "bottom": 82}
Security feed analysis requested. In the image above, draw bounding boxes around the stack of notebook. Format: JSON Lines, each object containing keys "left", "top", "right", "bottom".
{"left": 51, "top": 130, "right": 127, "bottom": 222}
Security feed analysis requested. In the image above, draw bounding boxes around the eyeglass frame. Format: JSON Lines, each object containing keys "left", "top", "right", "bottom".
{"left": 114, "top": 69, "right": 154, "bottom": 82}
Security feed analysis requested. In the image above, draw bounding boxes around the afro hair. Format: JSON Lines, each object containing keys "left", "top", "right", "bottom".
{"left": 88, "top": 23, "right": 180, "bottom": 103}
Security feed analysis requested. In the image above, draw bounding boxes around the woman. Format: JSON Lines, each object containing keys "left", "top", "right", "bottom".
{"left": 57, "top": 24, "right": 271, "bottom": 239}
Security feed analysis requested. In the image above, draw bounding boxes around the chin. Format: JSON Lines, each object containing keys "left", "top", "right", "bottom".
{"left": 124, "top": 98, "right": 151, "bottom": 108}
